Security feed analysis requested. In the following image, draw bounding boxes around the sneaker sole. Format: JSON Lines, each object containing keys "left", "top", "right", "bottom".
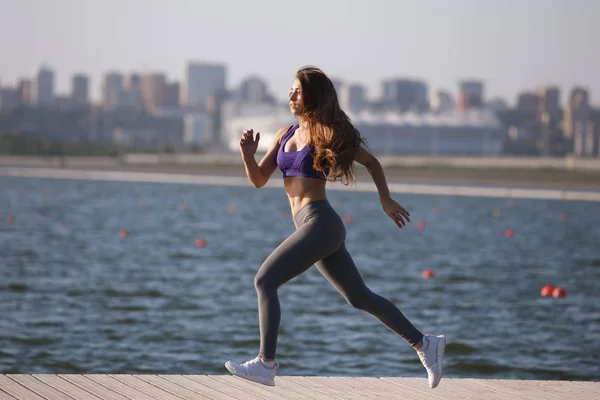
{"left": 433, "top": 335, "right": 446, "bottom": 389}
{"left": 224, "top": 363, "right": 276, "bottom": 386}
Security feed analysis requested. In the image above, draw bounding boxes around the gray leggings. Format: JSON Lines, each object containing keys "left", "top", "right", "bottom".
{"left": 254, "top": 199, "right": 423, "bottom": 360}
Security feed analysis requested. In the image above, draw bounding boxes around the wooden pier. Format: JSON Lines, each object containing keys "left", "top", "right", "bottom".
{"left": 1, "top": 375, "right": 598, "bottom": 399}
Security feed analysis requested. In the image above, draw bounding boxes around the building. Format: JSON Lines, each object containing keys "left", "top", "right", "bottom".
{"left": 123, "top": 73, "right": 143, "bottom": 108}
{"left": 338, "top": 83, "right": 367, "bottom": 114}
{"left": 516, "top": 92, "right": 539, "bottom": 114}
{"left": 18, "top": 79, "right": 33, "bottom": 105}
{"left": 457, "top": 80, "right": 484, "bottom": 112}
{"left": 33, "top": 66, "right": 55, "bottom": 106}
{"left": 564, "top": 87, "right": 592, "bottom": 156}
{"left": 237, "top": 76, "right": 269, "bottom": 103}
{"left": 0, "top": 87, "right": 20, "bottom": 111}
{"left": 181, "top": 62, "right": 227, "bottom": 109}
{"left": 429, "top": 90, "right": 455, "bottom": 113}
{"left": 183, "top": 113, "right": 215, "bottom": 147}
{"left": 164, "top": 82, "right": 180, "bottom": 107}
{"left": 71, "top": 74, "right": 89, "bottom": 105}
{"left": 103, "top": 72, "right": 124, "bottom": 110}
{"left": 536, "top": 86, "right": 560, "bottom": 116}
{"left": 141, "top": 73, "right": 166, "bottom": 111}
{"left": 221, "top": 100, "right": 503, "bottom": 155}
{"left": 381, "top": 79, "right": 428, "bottom": 113}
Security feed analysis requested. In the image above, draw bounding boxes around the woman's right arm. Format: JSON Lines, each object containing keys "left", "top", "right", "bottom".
{"left": 240, "top": 126, "right": 289, "bottom": 188}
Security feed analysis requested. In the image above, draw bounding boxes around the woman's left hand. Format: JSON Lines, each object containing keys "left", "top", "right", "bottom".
{"left": 381, "top": 197, "right": 411, "bottom": 228}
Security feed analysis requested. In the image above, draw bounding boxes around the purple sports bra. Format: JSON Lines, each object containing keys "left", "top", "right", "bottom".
{"left": 276, "top": 124, "right": 330, "bottom": 180}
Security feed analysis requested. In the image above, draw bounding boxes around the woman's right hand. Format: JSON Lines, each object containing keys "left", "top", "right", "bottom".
{"left": 240, "top": 129, "right": 260, "bottom": 159}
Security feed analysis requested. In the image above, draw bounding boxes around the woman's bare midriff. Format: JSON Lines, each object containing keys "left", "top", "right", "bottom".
{"left": 283, "top": 177, "right": 328, "bottom": 217}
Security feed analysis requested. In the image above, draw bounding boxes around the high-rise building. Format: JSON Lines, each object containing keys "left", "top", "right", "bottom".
{"left": 429, "top": 90, "right": 455, "bottom": 113}
{"left": 338, "top": 83, "right": 366, "bottom": 114}
{"left": 564, "top": 87, "right": 591, "bottom": 156}
{"left": 181, "top": 62, "right": 227, "bottom": 109}
{"left": 141, "top": 73, "right": 166, "bottom": 110}
{"left": 164, "top": 82, "right": 180, "bottom": 107}
{"left": 536, "top": 86, "right": 560, "bottom": 116}
{"left": 71, "top": 74, "right": 89, "bottom": 105}
{"left": 516, "top": 92, "right": 539, "bottom": 114}
{"left": 457, "top": 80, "right": 484, "bottom": 112}
{"left": 238, "top": 76, "right": 268, "bottom": 103}
{"left": 382, "top": 79, "right": 428, "bottom": 112}
{"left": 33, "top": 65, "right": 55, "bottom": 106}
{"left": 124, "top": 73, "right": 143, "bottom": 108}
{"left": 17, "top": 79, "right": 32, "bottom": 105}
{"left": 103, "top": 72, "right": 124, "bottom": 110}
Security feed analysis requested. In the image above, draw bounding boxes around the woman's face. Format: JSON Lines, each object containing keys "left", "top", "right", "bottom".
{"left": 289, "top": 79, "right": 304, "bottom": 116}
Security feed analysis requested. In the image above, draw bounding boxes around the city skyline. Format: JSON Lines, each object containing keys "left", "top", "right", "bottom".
{"left": 1, "top": 0, "right": 599, "bottom": 106}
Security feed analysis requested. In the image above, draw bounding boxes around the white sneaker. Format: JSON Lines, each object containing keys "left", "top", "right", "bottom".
{"left": 417, "top": 334, "right": 446, "bottom": 388}
{"left": 224, "top": 356, "right": 279, "bottom": 386}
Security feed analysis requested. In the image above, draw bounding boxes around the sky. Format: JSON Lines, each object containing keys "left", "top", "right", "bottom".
{"left": 1, "top": 0, "right": 598, "bottom": 106}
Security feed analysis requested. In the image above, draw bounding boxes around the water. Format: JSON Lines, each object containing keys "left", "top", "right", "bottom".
{"left": 1, "top": 176, "right": 599, "bottom": 381}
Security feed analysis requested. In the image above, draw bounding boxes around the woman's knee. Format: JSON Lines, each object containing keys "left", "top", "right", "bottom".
{"left": 345, "top": 290, "right": 375, "bottom": 311}
{"left": 254, "top": 272, "right": 276, "bottom": 293}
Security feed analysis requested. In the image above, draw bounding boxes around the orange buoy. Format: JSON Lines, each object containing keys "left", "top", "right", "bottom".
{"left": 343, "top": 215, "right": 353, "bottom": 224}
{"left": 422, "top": 269, "right": 435, "bottom": 278}
{"left": 8, "top": 215, "right": 16, "bottom": 224}
{"left": 433, "top": 206, "right": 440, "bottom": 214}
{"left": 504, "top": 228, "right": 514, "bottom": 238}
{"left": 416, "top": 221, "right": 426, "bottom": 231}
{"left": 180, "top": 202, "right": 189, "bottom": 211}
{"left": 227, "top": 205, "right": 236, "bottom": 214}
{"left": 119, "top": 229, "right": 129, "bottom": 237}
{"left": 195, "top": 238, "right": 207, "bottom": 248}
{"left": 492, "top": 208, "right": 501, "bottom": 217}
{"left": 552, "top": 287, "right": 567, "bottom": 298}
{"left": 540, "top": 284, "right": 555, "bottom": 297}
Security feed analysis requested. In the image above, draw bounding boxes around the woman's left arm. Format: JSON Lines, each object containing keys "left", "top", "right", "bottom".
{"left": 354, "top": 146, "right": 411, "bottom": 228}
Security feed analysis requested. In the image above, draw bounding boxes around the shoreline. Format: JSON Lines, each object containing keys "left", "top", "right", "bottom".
{"left": 3, "top": 165, "right": 600, "bottom": 202}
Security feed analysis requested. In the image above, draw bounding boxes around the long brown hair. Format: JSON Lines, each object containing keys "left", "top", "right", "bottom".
{"left": 296, "top": 66, "right": 365, "bottom": 185}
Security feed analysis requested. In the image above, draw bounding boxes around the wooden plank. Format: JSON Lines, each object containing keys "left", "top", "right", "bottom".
{"left": 0, "top": 375, "right": 48, "bottom": 400}
{"left": 57, "top": 375, "right": 131, "bottom": 400}
{"left": 108, "top": 375, "right": 183, "bottom": 400}
{"left": 7, "top": 375, "right": 74, "bottom": 400}
{"left": 32, "top": 375, "right": 103, "bottom": 400}
{"left": 133, "top": 375, "right": 212, "bottom": 400}
{"left": 330, "top": 377, "right": 427, "bottom": 399}
{"left": 491, "top": 379, "right": 599, "bottom": 400}
{"left": 277, "top": 377, "right": 350, "bottom": 400}
{"left": 381, "top": 377, "right": 455, "bottom": 400}
{"left": 183, "top": 375, "right": 268, "bottom": 400}
{"left": 431, "top": 378, "right": 514, "bottom": 400}
{"left": 85, "top": 375, "right": 158, "bottom": 400}
{"left": 2, "top": 375, "right": 600, "bottom": 399}
{"left": 0, "top": 389, "right": 16, "bottom": 400}
{"left": 471, "top": 378, "right": 560, "bottom": 400}
{"left": 204, "top": 375, "right": 295, "bottom": 400}
{"left": 161, "top": 375, "right": 240, "bottom": 400}
{"left": 300, "top": 376, "right": 370, "bottom": 399}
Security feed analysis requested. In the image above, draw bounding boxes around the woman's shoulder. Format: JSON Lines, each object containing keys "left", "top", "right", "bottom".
{"left": 275, "top": 125, "right": 294, "bottom": 144}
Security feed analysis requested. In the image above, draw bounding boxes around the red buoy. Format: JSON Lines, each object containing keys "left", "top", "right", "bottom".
{"left": 195, "top": 238, "right": 207, "bottom": 248}
{"left": 416, "top": 221, "right": 426, "bottom": 231}
{"left": 561, "top": 212, "right": 568, "bottom": 221}
{"left": 422, "top": 269, "right": 435, "bottom": 278}
{"left": 119, "top": 229, "right": 129, "bottom": 237}
{"left": 540, "top": 284, "right": 555, "bottom": 297}
{"left": 552, "top": 287, "right": 567, "bottom": 298}
{"left": 504, "top": 228, "right": 514, "bottom": 238}
{"left": 343, "top": 215, "right": 353, "bottom": 224}
{"left": 8, "top": 215, "right": 16, "bottom": 224}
